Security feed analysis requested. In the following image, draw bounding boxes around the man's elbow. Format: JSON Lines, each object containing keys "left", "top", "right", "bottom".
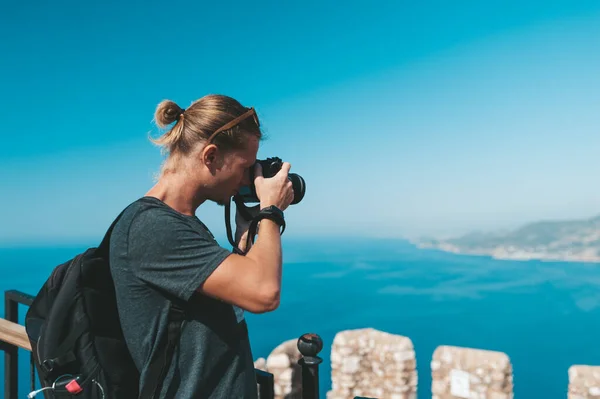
{"left": 249, "top": 286, "right": 281, "bottom": 314}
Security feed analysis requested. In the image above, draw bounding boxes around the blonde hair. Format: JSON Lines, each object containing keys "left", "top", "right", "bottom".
{"left": 150, "top": 94, "right": 262, "bottom": 176}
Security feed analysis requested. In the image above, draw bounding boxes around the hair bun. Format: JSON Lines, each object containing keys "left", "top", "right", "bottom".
{"left": 154, "top": 99, "right": 184, "bottom": 128}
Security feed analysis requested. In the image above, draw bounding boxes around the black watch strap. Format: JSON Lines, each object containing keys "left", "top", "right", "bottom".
{"left": 258, "top": 206, "right": 285, "bottom": 228}
{"left": 245, "top": 206, "right": 286, "bottom": 249}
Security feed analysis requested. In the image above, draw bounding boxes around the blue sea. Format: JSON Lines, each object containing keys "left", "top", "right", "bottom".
{"left": 2, "top": 237, "right": 600, "bottom": 398}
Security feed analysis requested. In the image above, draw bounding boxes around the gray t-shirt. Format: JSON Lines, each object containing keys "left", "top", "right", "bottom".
{"left": 109, "top": 196, "right": 258, "bottom": 398}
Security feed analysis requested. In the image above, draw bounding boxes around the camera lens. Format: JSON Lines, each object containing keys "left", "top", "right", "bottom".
{"left": 289, "top": 173, "right": 305, "bottom": 205}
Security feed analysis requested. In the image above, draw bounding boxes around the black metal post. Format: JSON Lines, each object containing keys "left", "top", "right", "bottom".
{"left": 5, "top": 290, "right": 19, "bottom": 399}
{"left": 255, "top": 368, "right": 275, "bottom": 399}
{"left": 297, "top": 333, "right": 323, "bottom": 399}
{"left": 31, "top": 352, "right": 36, "bottom": 393}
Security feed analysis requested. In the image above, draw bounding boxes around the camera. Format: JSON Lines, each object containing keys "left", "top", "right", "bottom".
{"left": 235, "top": 157, "right": 306, "bottom": 205}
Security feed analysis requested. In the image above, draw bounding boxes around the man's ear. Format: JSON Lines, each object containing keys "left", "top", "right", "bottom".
{"left": 201, "top": 144, "right": 220, "bottom": 169}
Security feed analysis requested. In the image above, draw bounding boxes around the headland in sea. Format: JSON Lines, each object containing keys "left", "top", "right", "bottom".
{"left": 414, "top": 213, "right": 600, "bottom": 264}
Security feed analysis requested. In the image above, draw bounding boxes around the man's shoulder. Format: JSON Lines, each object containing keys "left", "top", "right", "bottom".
{"left": 117, "top": 197, "right": 192, "bottom": 231}
{"left": 111, "top": 197, "right": 220, "bottom": 248}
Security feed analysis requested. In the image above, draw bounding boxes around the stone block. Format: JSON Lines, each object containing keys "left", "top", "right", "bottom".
{"left": 430, "top": 345, "right": 513, "bottom": 399}
{"left": 568, "top": 365, "right": 600, "bottom": 398}
{"left": 326, "top": 328, "right": 417, "bottom": 399}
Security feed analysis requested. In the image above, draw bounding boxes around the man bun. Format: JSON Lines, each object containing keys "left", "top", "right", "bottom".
{"left": 154, "top": 99, "right": 185, "bottom": 128}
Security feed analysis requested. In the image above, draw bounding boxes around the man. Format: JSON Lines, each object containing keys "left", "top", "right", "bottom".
{"left": 109, "top": 94, "right": 294, "bottom": 398}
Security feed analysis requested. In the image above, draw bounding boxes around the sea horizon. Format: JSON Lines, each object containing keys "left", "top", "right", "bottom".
{"left": 2, "top": 237, "right": 600, "bottom": 398}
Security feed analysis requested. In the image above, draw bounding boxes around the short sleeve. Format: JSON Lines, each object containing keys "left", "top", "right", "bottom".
{"left": 126, "top": 207, "right": 232, "bottom": 302}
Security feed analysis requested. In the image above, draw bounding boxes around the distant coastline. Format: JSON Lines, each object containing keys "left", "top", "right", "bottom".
{"left": 413, "top": 214, "right": 600, "bottom": 263}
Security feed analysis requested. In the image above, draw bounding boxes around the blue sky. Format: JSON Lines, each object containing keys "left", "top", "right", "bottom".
{"left": 2, "top": 0, "right": 600, "bottom": 245}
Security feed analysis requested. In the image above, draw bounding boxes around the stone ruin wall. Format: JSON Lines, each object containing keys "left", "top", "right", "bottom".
{"left": 254, "top": 338, "right": 303, "bottom": 398}
{"left": 255, "top": 328, "right": 600, "bottom": 399}
{"left": 568, "top": 366, "right": 600, "bottom": 399}
{"left": 431, "top": 345, "right": 512, "bottom": 399}
{"left": 327, "top": 328, "right": 417, "bottom": 399}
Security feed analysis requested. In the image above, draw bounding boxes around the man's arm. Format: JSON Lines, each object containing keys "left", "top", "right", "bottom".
{"left": 198, "top": 219, "right": 282, "bottom": 313}
{"left": 198, "top": 162, "right": 293, "bottom": 314}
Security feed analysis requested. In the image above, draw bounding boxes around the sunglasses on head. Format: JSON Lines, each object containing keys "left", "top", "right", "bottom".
{"left": 205, "top": 107, "right": 260, "bottom": 145}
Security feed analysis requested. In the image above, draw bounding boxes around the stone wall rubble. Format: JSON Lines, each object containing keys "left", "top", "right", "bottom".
{"left": 326, "top": 328, "right": 417, "bottom": 399}
{"left": 255, "top": 328, "right": 598, "bottom": 399}
{"left": 431, "top": 345, "right": 513, "bottom": 399}
{"left": 568, "top": 365, "right": 600, "bottom": 399}
{"left": 254, "top": 338, "right": 302, "bottom": 398}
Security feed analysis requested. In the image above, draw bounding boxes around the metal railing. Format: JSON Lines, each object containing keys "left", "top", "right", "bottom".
{"left": 1, "top": 290, "right": 345, "bottom": 399}
{"left": 2, "top": 290, "right": 36, "bottom": 399}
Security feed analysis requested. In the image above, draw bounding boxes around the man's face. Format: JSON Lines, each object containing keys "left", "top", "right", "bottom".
{"left": 213, "top": 136, "right": 259, "bottom": 206}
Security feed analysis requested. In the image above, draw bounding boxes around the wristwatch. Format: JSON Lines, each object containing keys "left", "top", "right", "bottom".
{"left": 257, "top": 205, "right": 285, "bottom": 233}
{"left": 244, "top": 205, "right": 286, "bottom": 251}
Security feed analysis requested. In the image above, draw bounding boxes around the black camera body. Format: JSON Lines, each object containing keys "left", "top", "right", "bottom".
{"left": 235, "top": 157, "right": 305, "bottom": 205}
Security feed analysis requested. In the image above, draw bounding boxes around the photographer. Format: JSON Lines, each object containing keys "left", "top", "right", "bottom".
{"left": 109, "top": 94, "right": 294, "bottom": 398}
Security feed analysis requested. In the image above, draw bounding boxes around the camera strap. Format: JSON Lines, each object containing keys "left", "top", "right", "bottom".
{"left": 224, "top": 197, "right": 258, "bottom": 255}
{"left": 224, "top": 198, "right": 286, "bottom": 256}
{"left": 246, "top": 207, "right": 286, "bottom": 246}
{"left": 224, "top": 199, "right": 238, "bottom": 250}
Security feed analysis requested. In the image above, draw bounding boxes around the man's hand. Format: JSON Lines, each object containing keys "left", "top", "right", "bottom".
{"left": 235, "top": 162, "right": 293, "bottom": 253}
{"left": 254, "top": 163, "right": 294, "bottom": 211}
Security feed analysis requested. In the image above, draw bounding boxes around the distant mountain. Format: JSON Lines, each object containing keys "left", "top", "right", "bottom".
{"left": 415, "top": 215, "right": 600, "bottom": 263}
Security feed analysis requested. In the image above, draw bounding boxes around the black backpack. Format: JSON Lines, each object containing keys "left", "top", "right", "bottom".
{"left": 24, "top": 209, "right": 185, "bottom": 399}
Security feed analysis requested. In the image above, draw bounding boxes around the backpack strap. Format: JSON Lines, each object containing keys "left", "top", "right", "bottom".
{"left": 141, "top": 303, "right": 186, "bottom": 399}
{"left": 97, "top": 207, "right": 128, "bottom": 255}
{"left": 99, "top": 202, "right": 187, "bottom": 398}
{"left": 98, "top": 197, "right": 159, "bottom": 255}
